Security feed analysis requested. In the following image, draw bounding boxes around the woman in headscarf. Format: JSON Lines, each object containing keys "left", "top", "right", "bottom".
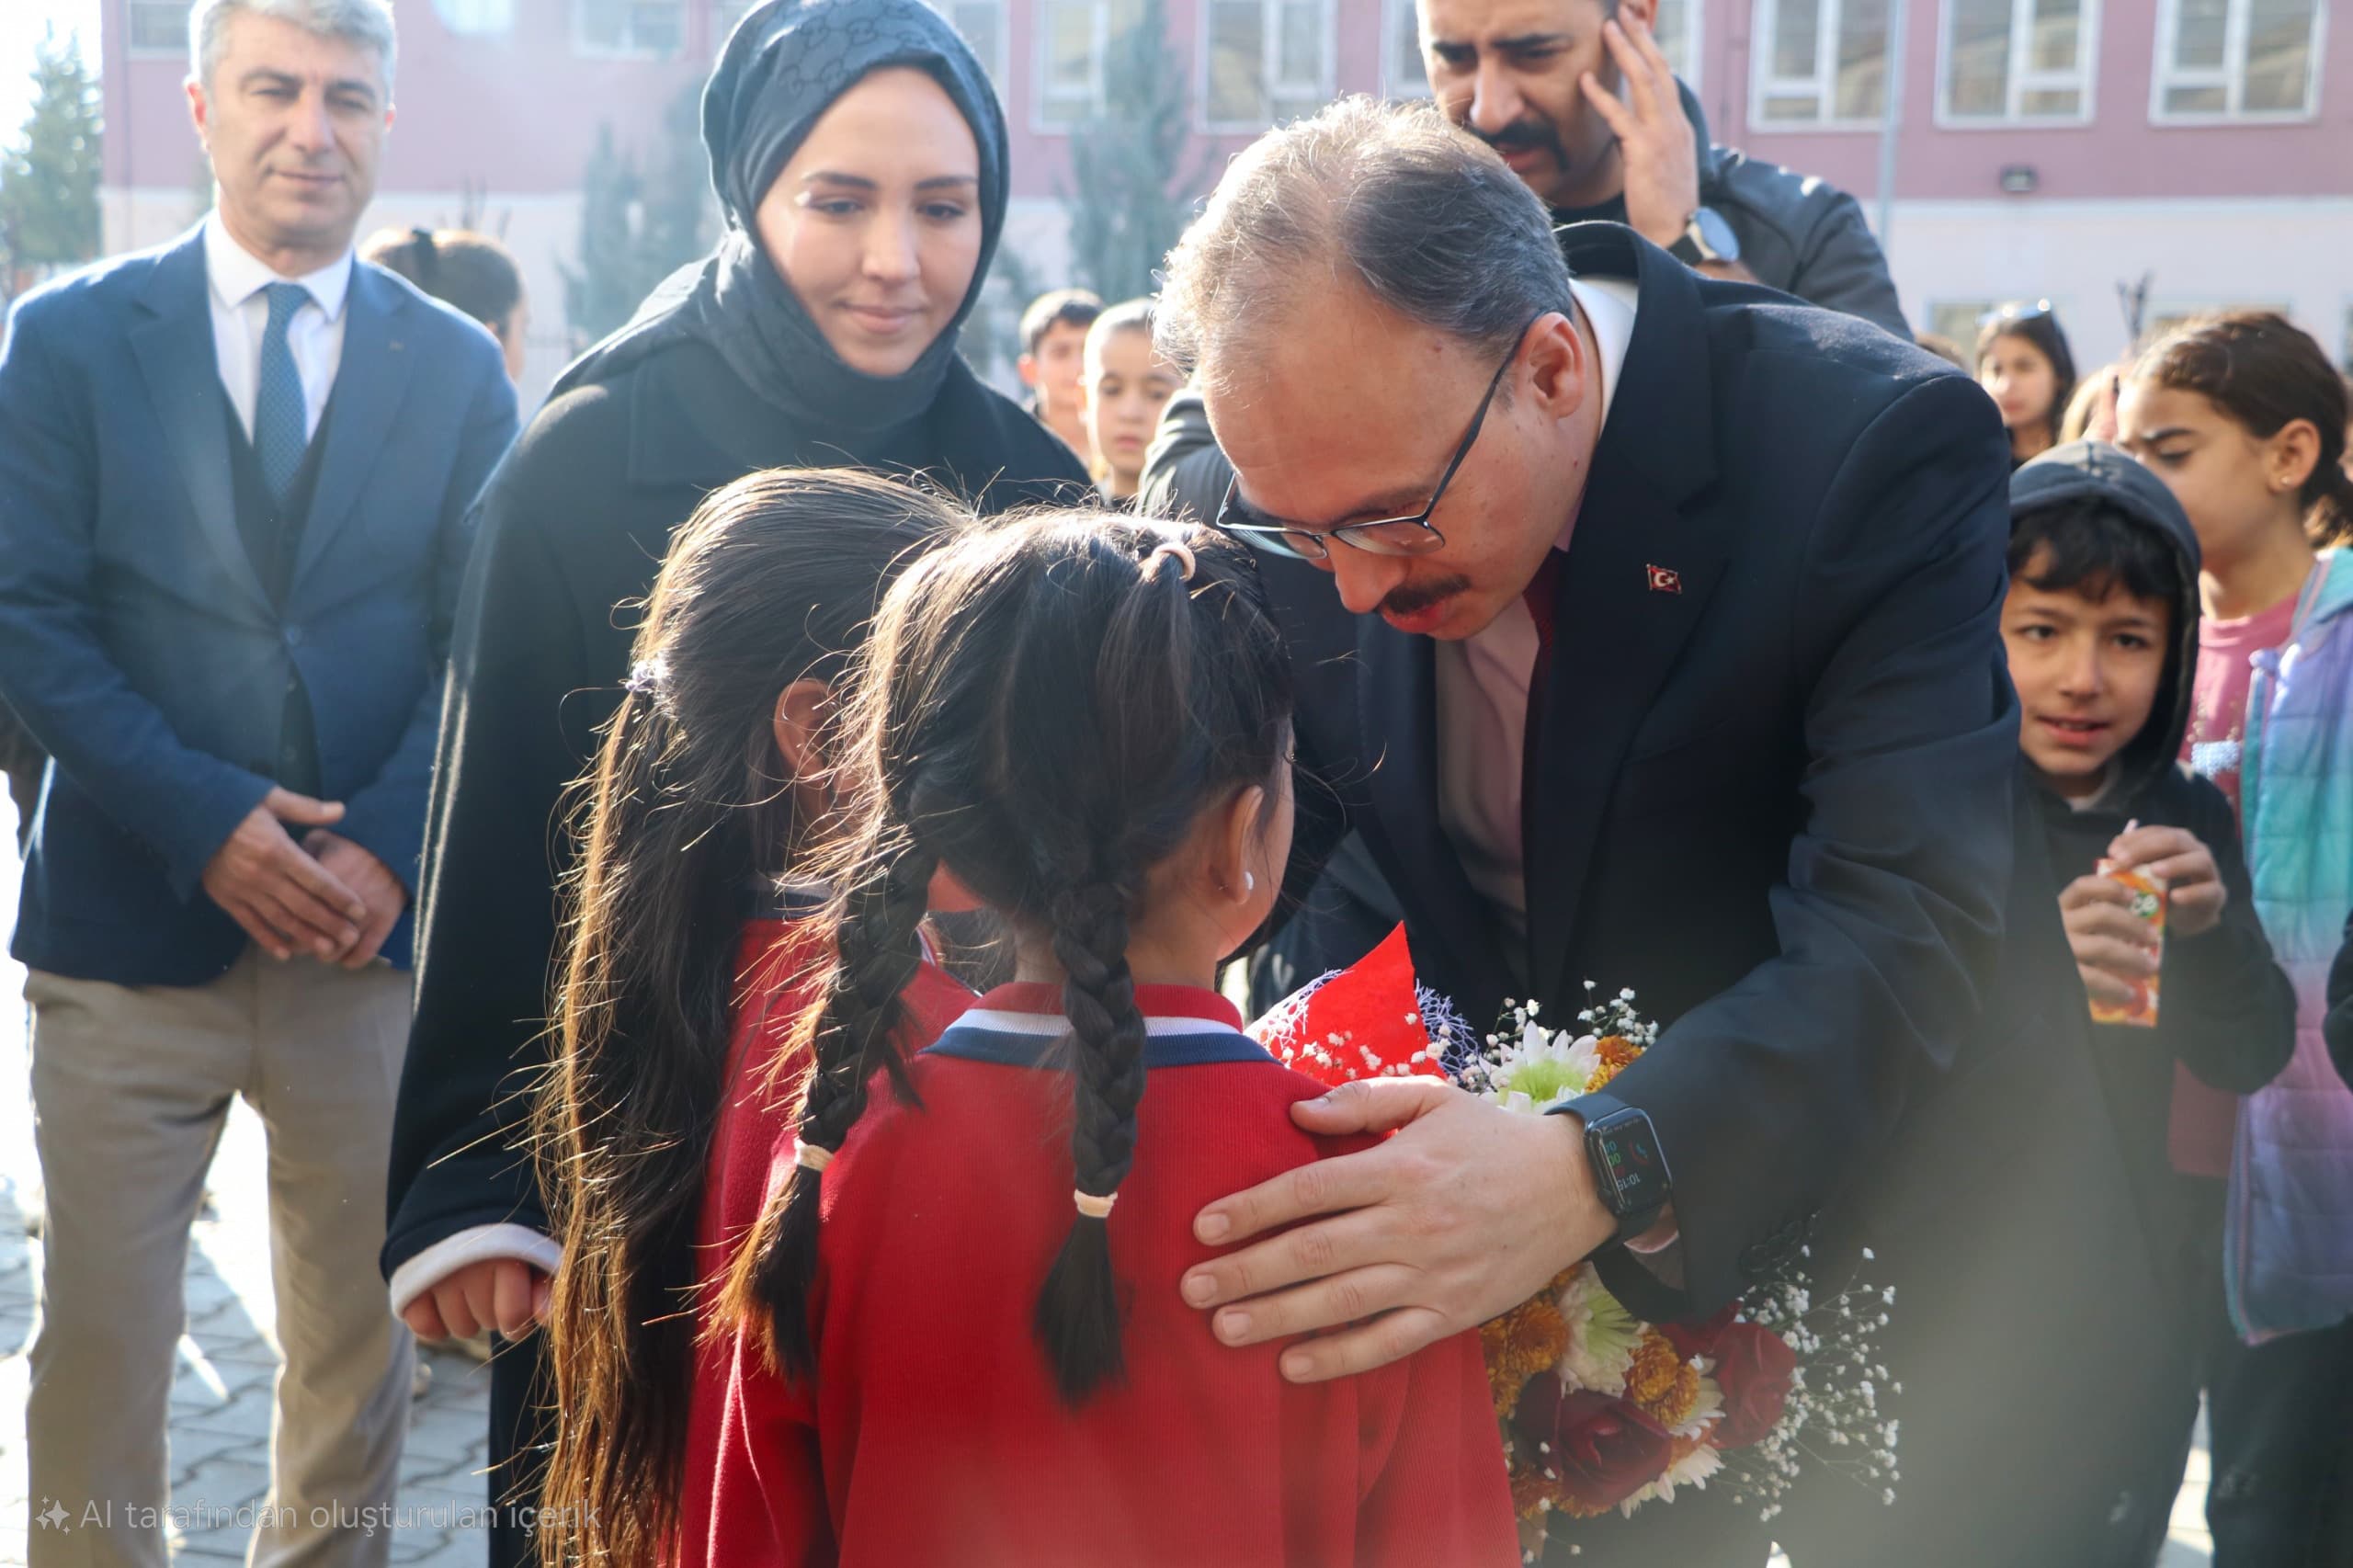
{"left": 378, "top": 6, "right": 1086, "bottom": 1562}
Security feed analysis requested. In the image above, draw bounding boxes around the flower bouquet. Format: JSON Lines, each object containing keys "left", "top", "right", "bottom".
{"left": 1250, "top": 926, "right": 1900, "bottom": 1554}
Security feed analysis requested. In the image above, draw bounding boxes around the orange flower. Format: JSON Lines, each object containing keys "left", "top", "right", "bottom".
{"left": 1586, "top": 1035, "right": 1643, "bottom": 1091}
{"left": 1624, "top": 1330, "right": 1684, "bottom": 1411}
{"left": 1633, "top": 1349, "right": 1701, "bottom": 1430}
{"left": 1482, "top": 1290, "right": 1569, "bottom": 1416}
{"left": 1509, "top": 1467, "right": 1557, "bottom": 1521}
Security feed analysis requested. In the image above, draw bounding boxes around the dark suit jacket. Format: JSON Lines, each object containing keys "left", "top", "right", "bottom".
{"left": 1255, "top": 226, "right": 2023, "bottom": 1317}
{"left": 0, "top": 226, "right": 518, "bottom": 983}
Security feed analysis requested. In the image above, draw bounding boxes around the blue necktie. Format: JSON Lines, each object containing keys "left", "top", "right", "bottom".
{"left": 254, "top": 281, "right": 310, "bottom": 503}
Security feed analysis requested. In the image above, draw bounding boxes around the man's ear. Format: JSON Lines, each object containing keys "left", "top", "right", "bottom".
{"left": 187, "top": 77, "right": 210, "bottom": 145}
{"left": 1017, "top": 353, "right": 1042, "bottom": 391}
{"left": 1522, "top": 311, "right": 1590, "bottom": 425}
{"left": 769, "top": 677, "right": 833, "bottom": 780}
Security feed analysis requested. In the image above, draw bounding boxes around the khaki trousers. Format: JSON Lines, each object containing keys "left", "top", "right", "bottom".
{"left": 24, "top": 947, "right": 414, "bottom": 1568}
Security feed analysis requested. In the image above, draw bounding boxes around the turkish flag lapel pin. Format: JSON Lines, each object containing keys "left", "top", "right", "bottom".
{"left": 1646, "top": 563, "right": 1684, "bottom": 596}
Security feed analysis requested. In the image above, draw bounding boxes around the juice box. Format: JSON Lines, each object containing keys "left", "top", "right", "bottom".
{"left": 2088, "top": 859, "right": 2167, "bottom": 1028}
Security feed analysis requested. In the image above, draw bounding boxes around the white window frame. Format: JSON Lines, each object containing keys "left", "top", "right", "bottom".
{"left": 1654, "top": 0, "right": 1706, "bottom": 94}
{"left": 1933, "top": 0, "right": 2100, "bottom": 126}
{"left": 1032, "top": 0, "right": 1111, "bottom": 133}
{"left": 126, "top": 0, "right": 192, "bottom": 58}
{"left": 2150, "top": 0, "right": 2328, "bottom": 125}
{"left": 1382, "top": 0, "right": 1428, "bottom": 97}
{"left": 931, "top": 0, "right": 1010, "bottom": 89}
{"left": 1748, "top": 0, "right": 1893, "bottom": 131}
{"left": 1198, "top": 0, "right": 1338, "bottom": 133}
{"left": 574, "top": 0, "right": 687, "bottom": 60}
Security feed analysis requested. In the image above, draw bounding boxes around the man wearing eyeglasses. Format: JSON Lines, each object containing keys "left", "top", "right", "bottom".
{"left": 1156, "top": 98, "right": 2173, "bottom": 1567}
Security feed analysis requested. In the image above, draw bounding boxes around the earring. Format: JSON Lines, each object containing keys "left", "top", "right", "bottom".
{"left": 1244, "top": 871, "right": 1256, "bottom": 894}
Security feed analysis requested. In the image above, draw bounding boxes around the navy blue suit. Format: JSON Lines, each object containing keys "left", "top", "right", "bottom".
{"left": 0, "top": 225, "right": 518, "bottom": 984}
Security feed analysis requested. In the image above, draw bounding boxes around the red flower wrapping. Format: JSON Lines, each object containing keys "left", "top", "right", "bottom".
{"left": 1248, "top": 924, "right": 1449, "bottom": 1088}
{"left": 1708, "top": 1322, "right": 1797, "bottom": 1449}
{"left": 1514, "top": 1378, "right": 1674, "bottom": 1516}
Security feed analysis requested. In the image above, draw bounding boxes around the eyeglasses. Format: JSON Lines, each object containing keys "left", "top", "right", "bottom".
{"left": 1979, "top": 299, "right": 2054, "bottom": 329}
{"left": 1213, "top": 333, "right": 1523, "bottom": 562}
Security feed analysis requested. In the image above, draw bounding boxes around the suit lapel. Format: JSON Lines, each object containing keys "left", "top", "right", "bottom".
{"left": 1353, "top": 616, "right": 1514, "bottom": 1016}
{"left": 128, "top": 231, "right": 271, "bottom": 617}
{"left": 1524, "top": 231, "right": 1735, "bottom": 1002}
{"left": 293, "top": 264, "right": 415, "bottom": 585}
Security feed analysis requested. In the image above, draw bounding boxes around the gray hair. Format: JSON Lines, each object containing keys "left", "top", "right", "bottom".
{"left": 191, "top": 0, "right": 397, "bottom": 94}
{"left": 1155, "top": 96, "right": 1571, "bottom": 393}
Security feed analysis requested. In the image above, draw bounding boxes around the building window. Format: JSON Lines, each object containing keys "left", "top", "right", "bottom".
{"left": 1751, "top": 0, "right": 1890, "bottom": 127}
{"left": 434, "top": 0, "right": 515, "bottom": 34}
{"left": 1939, "top": 0, "right": 2097, "bottom": 122}
{"left": 934, "top": 0, "right": 1009, "bottom": 87}
{"left": 1037, "top": 0, "right": 1113, "bottom": 126}
{"left": 2153, "top": 0, "right": 2325, "bottom": 120}
{"left": 1202, "top": 0, "right": 1335, "bottom": 131}
{"left": 1384, "top": 0, "right": 1427, "bottom": 95}
{"left": 577, "top": 0, "right": 686, "bottom": 58}
{"left": 1390, "top": 0, "right": 1699, "bottom": 98}
{"left": 128, "top": 0, "right": 191, "bottom": 55}
{"left": 1927, "top": 300, "right": 1998, "bottom": 350}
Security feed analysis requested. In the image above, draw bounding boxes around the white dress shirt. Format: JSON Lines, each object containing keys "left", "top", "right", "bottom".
{"left": 1435, "top": 276, "right": 1638, "bottom": 937}
{"left": 203, "top": 212, "right": 353, "bottom": 445}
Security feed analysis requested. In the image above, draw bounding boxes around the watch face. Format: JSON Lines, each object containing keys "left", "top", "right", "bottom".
{"left": 1694, "top": 207, "right": 1741, "bottom": 264}
{"left": 1591, "top": 1110, "right": 1670, "bottom": 1215}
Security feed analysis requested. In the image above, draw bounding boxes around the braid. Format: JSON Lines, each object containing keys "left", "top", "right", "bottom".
{"left": 728, "top": 836, "right": 938, "bottom": 1377}
{"left": 1032, "top": 878, "right": 1149, "bottom": 1400}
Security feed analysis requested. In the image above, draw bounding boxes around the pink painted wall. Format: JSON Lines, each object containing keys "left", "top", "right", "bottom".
{"left": 1703, "top": 0, "right": 2353, "bottom": 202}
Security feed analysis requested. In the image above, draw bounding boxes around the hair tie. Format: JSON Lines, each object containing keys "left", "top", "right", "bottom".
{"left": 1142, "top": 540, "right": 1196, "bottom": 583}
{"left": 1073, "top": 1188, "right": 1118, "bottom": 1221}
{"left": 795, "top": 1142, "right": 835, "bottom": 1175}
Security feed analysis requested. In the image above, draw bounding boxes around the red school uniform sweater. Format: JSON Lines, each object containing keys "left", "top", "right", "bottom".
{"left": 722, "top": 980, "right": 1518, "bottom": 1568}
{"left": 677, "top": 909, "right": 979, "bottom": 1568}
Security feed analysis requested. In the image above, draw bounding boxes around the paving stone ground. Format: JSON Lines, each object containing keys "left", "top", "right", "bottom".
{"left": 0, "top": 801, "right": 2215, "bottom": 1567}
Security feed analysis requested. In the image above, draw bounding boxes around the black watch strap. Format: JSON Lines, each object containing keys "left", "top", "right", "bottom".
{"left": 1666, "top": 227, "right": 1705, "bottom": 267}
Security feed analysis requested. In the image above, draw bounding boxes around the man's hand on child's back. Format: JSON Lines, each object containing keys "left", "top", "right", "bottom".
{"left": 2107, "top": 824, "right": 2225, "bottom": 937}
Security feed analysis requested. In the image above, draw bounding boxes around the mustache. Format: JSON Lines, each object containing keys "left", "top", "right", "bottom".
{"left": 1472, "top": 118, "right": 1565, "bottom": 160}
{"left": 1379, "top": 576, "right": 1473, "bottom": 619}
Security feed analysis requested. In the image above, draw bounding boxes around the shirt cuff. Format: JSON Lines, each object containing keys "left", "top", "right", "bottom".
{"left": 387, "top": 1222, "right": 564, "bottom": 1317}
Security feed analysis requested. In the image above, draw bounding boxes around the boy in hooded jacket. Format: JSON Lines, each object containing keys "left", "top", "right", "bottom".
{"left": 2002, "top": 441, "right": 2297, "bottom": 1556}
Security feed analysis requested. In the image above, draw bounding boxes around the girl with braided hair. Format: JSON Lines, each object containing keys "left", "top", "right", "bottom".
{"left": 531, "top": 469, "right": 980, "bottom": 1568}
{"left": 712, "top": 514, "right": 1516, "bottom": 1565}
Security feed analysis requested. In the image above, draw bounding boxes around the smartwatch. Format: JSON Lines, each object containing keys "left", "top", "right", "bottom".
{"left": 1572, "top": 1094, "right": 1672, "bottom": 1245}
{"left": 1667, "top": 206, "right": 1740, "bottom": 268}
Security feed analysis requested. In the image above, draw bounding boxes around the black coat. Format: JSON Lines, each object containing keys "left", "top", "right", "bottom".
{"left": 383, "top": 339, "right": 1086, "bottom": 1276}
{"left": 1246, "top": 228, "right": 2177, "bottom": 1564}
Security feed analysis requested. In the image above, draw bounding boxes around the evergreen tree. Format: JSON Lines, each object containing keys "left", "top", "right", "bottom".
{"left": 1062, "top": 0, "right": 1198, "bottom": 305}
{"left": 0, "top": 28, "right": 103, "bottom": 297}
{"left": 560, "top": 89, "right": 717, "bottom": 350}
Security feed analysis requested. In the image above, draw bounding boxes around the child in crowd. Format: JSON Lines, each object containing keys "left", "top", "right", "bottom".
{"left": 1080, "top": 298, "right": 1184, "bottom": 506}
{"left": 1017, "top": 287, "right": 1104, "bottom": 458}
{"left": 2117, "top": 310, "right": 2353, "bottom": 1564}
{"left": 532, "top": 470, "right": 974, "bottom": 1568}
{"left": 718, "top": 516, "right": 1517, "bottom": 1565}
{"left": 1977, "top": 300, "right": 2076, "bottom": 469}
{"left": 2001, "top": 441, "right": 2297, "bottom": 1561}
{"left": 359, "top": 226, "right": 529, "bottom": 384}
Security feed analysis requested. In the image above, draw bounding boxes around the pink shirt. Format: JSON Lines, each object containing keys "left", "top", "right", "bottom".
{"left": 2168, "top": 586, "right": 2302, "bottom": 1177}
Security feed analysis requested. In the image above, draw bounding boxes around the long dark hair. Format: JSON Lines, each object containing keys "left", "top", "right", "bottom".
{"left": 722, "top": 513, "right": 1293, "bottom": 1403}
{"left": 2131, "top": 310, "right": 2353, "bottom": 548}
{"left": 1977, "top": 302, "right": 2077, "bottom": 449}
{"left": 534, "top": 468, "right": 959, "bottom": 1568}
